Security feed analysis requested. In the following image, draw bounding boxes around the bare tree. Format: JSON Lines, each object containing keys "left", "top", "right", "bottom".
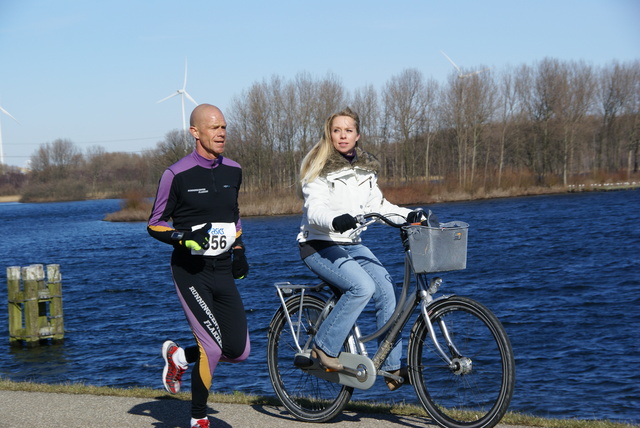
{"left": 440, "top": 67, "right": 497, "bottom": 188}
{"left": 557, "top": 61, "right": 596, "bottom": 185}
{"left": 516, "top": 58, "right": 567, "bottom": 183}
{"left": 30, "top": 138, "right": 83, "bottom": 181}
{"left": 596, "top": 60, "right": 640, "bottom": 175}
{"left": 497, "top": 67, "right": 520, "bottom": 186}
{"left": 148, "top": 130, "right": 193, "bottom": 175}
{"left": 383, "top": 68, "right": 429, "bottom": 181}
{"left": 420, "top": 79, "right": 439, "bottom": 183}
{"left": 351, "top": 84, "right": 381, "bottom": 156}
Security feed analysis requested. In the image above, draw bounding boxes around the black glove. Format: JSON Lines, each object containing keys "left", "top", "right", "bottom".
{"left": 407, "top": 209, "right": 440, "bottom": 227}
{"left": 407, "top": 209, "right": 427, "bottom": 224}
{"left": 182, "top": 223, "right": 211, "bottom": 251}
{"left": 426, "top": 210, "right": 440, "bottom": 227}
{"left": 232, "top": 247, "right": 249, "bottom": 279}
{"left": 332, "top": 214, "right": 357, "bottom": 233}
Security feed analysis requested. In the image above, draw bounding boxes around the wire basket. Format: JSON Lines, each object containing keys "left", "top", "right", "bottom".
{"left": 403, "top": 221, "right": 469, "bottom": 273}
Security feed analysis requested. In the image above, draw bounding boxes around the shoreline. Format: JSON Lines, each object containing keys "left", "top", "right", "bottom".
{"left": 3, "top": 182, "right": 638, "bottom": 221}
{"left": 0, "top": 195, "right": 20, "bottom": 203}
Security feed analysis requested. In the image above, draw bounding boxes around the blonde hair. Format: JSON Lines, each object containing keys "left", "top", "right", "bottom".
{"left": 299, "top": 107, "right": 360, "bottom": 184}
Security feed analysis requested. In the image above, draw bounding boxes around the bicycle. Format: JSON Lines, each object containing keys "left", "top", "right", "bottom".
{"left": 266, "top": 213, "right": 515, "bottom": 428}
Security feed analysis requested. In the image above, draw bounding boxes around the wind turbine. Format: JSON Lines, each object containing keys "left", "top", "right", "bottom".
{"left": 440, "top": 51, "right": 491, "bottom": 78}
{"left": 0, "top": 104, "right": 19, "bottom": 166}
{"left": 157, "top": 59, "right": 198, "bottom": 132}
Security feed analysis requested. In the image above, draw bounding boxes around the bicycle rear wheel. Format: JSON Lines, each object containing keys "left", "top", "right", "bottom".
{"left": 267, "top": 294, "right": 353, "bottom": 422}
{"left": 408, "top": 296, "right": 515, "bottom": 428}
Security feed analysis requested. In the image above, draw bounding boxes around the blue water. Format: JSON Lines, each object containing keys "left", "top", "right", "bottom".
{"left": 1, "top": 190, "right": 639, "bottom": 424}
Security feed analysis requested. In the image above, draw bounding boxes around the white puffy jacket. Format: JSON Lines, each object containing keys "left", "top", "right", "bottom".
{"left": 297, "top": 148, "right": 413, "bottom": 244}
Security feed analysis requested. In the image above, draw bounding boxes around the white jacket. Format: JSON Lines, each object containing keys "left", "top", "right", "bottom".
{"left": 297, "top": 148, "right": 413, "bottom": 244}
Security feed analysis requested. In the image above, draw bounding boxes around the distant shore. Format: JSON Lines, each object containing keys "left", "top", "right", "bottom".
{"left": 3, "top": 182, "right": 638, "bottom": 222}
{"left": 0, "top": 195, "right": 20, "bottom": 203}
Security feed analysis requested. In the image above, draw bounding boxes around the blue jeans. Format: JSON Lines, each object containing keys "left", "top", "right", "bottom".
{"left": 303, "top": 244, "right": 402, "bottom": 372}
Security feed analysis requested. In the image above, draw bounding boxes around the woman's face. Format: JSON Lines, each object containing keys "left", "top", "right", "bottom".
{"left": 330, "top": 115, "right": 360, "bottom": 156}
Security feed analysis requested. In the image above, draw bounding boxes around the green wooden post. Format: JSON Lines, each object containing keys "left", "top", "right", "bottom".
{"left": 6, "top": 266, "right": 22, "bottom": 346}
{"left": 6, "top": 264, "right": 65, "bottom": 346}
{"left": 47, "top": 264, "right": 64, "bottom": 342}
{"left": 36, "top": 264, "right": 49, "bottom": 335}
{"left": 22, "top": 265, "right": 40, "bottom": 347}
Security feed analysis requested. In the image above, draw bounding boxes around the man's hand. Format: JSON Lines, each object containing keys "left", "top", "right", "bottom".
{"left": 182, "top": 223, "right": 211, "bottom": 251}
{"left": 232, "top": 247, "right": 249, "bottom": 279}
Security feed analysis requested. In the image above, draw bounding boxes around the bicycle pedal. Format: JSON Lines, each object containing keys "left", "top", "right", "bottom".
{"left": 293, "top": 354, "right": 314, "bottom": 368}
{"left": 378, "top": 369, "right": 403, "bottom": 382}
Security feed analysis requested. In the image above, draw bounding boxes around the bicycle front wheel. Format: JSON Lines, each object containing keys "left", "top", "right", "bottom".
{"left": 267, "top": 294, "right": 353, "bottom": 423}
{"left": 408, "top": 296, "right": 515, "bottom": 428}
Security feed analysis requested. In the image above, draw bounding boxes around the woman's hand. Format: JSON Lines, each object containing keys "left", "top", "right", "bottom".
{"left": 332, "top": 214, "right": 357, "bottom": 233}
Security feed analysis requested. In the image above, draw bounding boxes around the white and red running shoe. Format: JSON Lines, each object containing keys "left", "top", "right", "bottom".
{"left": 162, "top": 340, "right": 186, "bottom": 394}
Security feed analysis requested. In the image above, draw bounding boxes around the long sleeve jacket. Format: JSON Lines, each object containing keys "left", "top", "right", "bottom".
{"left": 297, "top": 147, "right": 411, "bottom": 244}
{"left": 147, "top": 150, "right": 243, "bottom": 251}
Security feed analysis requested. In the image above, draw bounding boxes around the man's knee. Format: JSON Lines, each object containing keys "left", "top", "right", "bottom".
{"left": 223, "top": 341, "right": 250, "bottom": 362}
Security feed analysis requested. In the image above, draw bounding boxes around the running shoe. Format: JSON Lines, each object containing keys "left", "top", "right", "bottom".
{"left": 191, "top": 418, "right": 210, "bottom": 428}
{"left": 162, "top": 340, "right": 186, "bottom": 394}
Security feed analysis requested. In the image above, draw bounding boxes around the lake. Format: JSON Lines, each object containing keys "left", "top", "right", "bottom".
{"left": 0, "top": 189, "right": 638, "bottom": 424}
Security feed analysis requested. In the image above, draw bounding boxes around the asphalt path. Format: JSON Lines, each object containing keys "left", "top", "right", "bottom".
{"left": 0, "top": 390, "right": 529, "bottom": 428}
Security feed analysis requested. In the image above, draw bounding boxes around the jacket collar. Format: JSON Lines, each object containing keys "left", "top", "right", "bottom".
{"left": 321, "top": 147, "right": 380, "bottom": 176}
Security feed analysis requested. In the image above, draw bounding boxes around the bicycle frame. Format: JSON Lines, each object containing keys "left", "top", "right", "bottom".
{"left": 274, "top": 282, "right": 336, "bottom": 354}
{"left": 274, "top": 243, "right": 459, "bottom": 384}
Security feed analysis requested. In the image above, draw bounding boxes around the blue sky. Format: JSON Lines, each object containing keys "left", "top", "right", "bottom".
{"left": 0, "top": 0, "right": 638, "bottom": 168}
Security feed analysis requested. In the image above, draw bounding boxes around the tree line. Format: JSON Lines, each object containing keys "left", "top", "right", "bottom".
{"left": 1, "top": 57, "right": 638, "bottom": 202}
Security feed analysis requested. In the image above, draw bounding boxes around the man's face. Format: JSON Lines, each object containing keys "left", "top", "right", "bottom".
{"left": 191, "top": 108, "right": 227, "bottom": 159}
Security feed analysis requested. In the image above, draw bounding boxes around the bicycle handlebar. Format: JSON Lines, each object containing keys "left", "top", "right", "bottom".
{"left": 348, "top": 212, "right": 407, "bottom": 239}
{"left": 360, "top": 212, "right": 405, "bottom": 227}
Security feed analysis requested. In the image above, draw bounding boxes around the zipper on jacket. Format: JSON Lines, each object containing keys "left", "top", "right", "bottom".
{"left": 210, "top": 166, "right": 219, "bottom": 193}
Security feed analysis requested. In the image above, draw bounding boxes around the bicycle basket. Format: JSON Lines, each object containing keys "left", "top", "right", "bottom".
{"left": 403, "top": 221, "right": 469, "bottom": 273}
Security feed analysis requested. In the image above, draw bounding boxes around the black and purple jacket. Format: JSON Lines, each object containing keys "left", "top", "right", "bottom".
{"left": 147, "top": 150, "right": 243, "bottom": 250}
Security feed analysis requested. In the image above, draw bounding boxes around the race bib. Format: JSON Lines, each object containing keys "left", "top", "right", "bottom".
{"left": 190, "top": 222, "right": 237, "bottom": 256}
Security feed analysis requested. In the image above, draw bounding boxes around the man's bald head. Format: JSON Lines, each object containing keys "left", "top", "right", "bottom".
{"left": 189, "top": 104, "right": 227, "bottom": 159}
{"left": 190, "top": 104, "right": 223, "bottom": 128}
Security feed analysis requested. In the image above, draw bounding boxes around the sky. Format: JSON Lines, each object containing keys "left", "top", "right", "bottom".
{"left": 0, "top": 0, "right": 638, "bottom": 168}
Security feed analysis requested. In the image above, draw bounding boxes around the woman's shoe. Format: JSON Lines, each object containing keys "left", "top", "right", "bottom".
{"left": 385, "top": 367, "right": 410, "bottom": 391}
{"left": 311, "top": 346, "right": 343, "bottom": 371}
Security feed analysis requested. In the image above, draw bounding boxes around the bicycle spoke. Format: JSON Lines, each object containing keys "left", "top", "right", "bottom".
{"left": 267, "top": 295, "right": 352, "bottom": 422}
{"left": 408, "top": 296, "right": 515, "bottom": 428}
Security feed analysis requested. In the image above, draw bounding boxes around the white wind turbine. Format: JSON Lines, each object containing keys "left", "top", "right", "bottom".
{"left": 440, "top": 51, "right": 491, "bottom": 78}
{"left": 157, "top": 59, "right": 198, "bottom": 131}
{"left": 0, "top": 104, "right": 19, "bottom": 166}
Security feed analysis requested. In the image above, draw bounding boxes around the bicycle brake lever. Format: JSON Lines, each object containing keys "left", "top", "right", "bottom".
{"left": 348, "top": 217, "right": 376, "bottom": 239}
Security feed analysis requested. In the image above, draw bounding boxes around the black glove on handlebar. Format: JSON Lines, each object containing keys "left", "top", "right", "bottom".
{"left": 407, "top": 209, "right": 440, "bottom": 227}
{"left": 332, "top": 214, "right": 358, "bottom": 233}
{"left": 407, "top": 209, "right": 427, "bottom": 224}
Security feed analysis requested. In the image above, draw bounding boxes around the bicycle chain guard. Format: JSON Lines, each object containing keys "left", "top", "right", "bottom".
{"left": 299, "top": 351, "right": 377, "bottom": 390}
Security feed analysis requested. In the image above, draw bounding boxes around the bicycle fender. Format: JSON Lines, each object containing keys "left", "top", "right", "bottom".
{"left": 305, "top": 352, "right": 376, "bottom": 390}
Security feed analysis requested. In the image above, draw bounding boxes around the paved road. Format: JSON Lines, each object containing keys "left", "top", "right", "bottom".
{"left": 1, "top": 390, "right": 528, "bottom": 428}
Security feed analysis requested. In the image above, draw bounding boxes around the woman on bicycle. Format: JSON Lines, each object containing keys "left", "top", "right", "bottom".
{"left": 297, "top": 107, "right": 424, "bottom": 390}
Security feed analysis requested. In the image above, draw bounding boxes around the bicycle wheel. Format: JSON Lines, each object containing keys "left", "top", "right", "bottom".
{"left": 407, "top": 296, "right": 515, "bottom": 428}
{"left": 267, "top": 294, "right": 353, "bottom": 422}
